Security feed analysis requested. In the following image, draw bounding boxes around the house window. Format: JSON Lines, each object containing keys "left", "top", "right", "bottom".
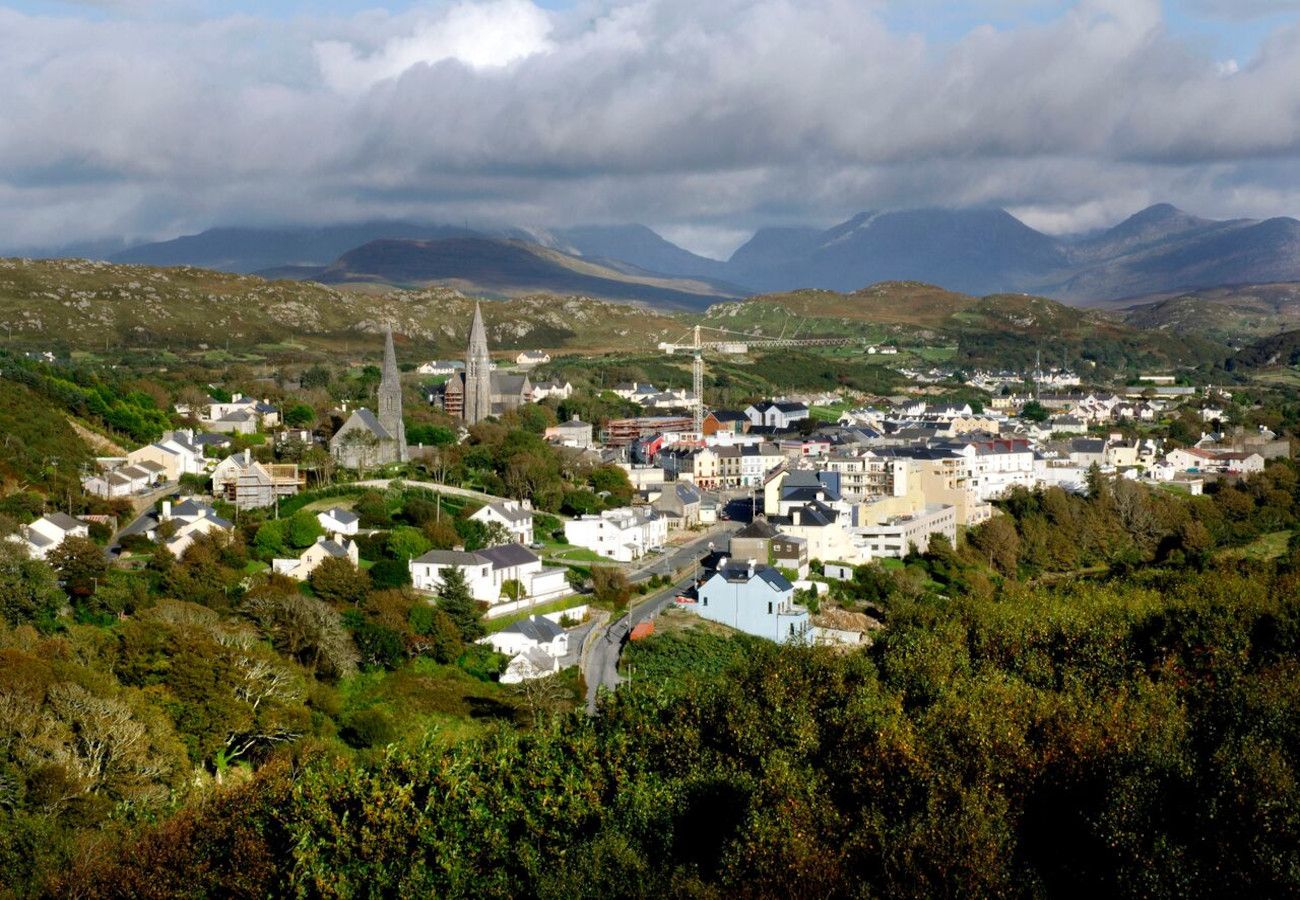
{"left": 768, "top": 601, "right": 773, "bottom": 614}
{"left": 702, "top": 596, "right": 708, "bottom": 607}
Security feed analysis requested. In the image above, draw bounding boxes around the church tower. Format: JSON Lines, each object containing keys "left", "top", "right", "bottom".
{"left": 377, "top": 324, "right": 408, "bottom": 462}
{"left": 464, "top": 302, "right": 493, "bottom": 424}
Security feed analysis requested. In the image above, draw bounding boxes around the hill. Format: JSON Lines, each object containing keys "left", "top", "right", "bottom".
{"left": 703, "top": 281, "right": 1225, "bottom": 372}
{"left": 0, "top": 258, "right": 683, "bottom": 355}
{"left": 1233, "top": 329, "right": 1300, "bottom": 370}
{"left": 1120, "top": 283, "right": 1300, "bottom": 347}
{"left": 111, "top": 222, "right": 480, "bottom": 273}
{"left": 312, "top": 237, "right": 743, "bottom": 308}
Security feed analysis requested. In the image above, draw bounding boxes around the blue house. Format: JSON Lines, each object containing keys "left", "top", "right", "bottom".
{"left": 690, "top": 559, "right": 810, "bottom": 644}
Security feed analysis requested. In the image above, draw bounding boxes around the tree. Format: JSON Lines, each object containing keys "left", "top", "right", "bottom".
{"left": 409, "top": 604, "right": 464, "bottom": 663}
{"left": 47, "top": 536, "right": 108, "bottom": 600}
{"left": 0, "top": 542, "right": 64, "bottom": 631}
{"left": 242, "top": 579, "right": 358, "bottom": 679}
{"left": 284, "top": 403, "right": 315, "bottom": 428}
{"left": 308, "top": 557, "right": 370, "bottom": 606}
{"left": 387, "top": 526, "right": 432, "bottom": 562}
{"left": 591, "top": 567, "right": 632, "bottom": 609}
{"left": 967, "top": 514, "right": 1021, "bottom": 575}
{"left": 436, "top": 566, "right": 485, "bottom": 641}
{"left": 1020, "top": 400, "right": 1049, "bottom": 422}
{"left": 286, "top": 511, "right": 324, "bottom": 550}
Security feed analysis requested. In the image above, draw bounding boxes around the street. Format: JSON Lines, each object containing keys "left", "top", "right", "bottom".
{"left": 583, "top": 523, "right": 738, "bottom": 714}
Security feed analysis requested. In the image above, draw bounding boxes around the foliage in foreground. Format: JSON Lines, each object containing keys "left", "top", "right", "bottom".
{"left": 51, "top": 557, "right": 1300, "bottom": 899}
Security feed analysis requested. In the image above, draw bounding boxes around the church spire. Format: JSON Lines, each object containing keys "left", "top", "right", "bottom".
{"left": 465, "top": 302, "right": 493, "bottom": 424}
{"left": 377, "top": 323, "right": 407, "bottom": 462}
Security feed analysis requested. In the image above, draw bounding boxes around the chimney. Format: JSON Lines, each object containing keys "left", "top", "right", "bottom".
{"left": 718, "top": 556, "right": 728, "bottom": 571}
{"left": 161, "top": 501, "right": 172, "bottom": 521}
{"left": 747, "top": 558, "right": 756, "bottom": 578}
{"left": 453, "top": 544, "right": 465, "bottom": 552}
{"left": 243, "top": 448, "right": 251, "bottom": 465}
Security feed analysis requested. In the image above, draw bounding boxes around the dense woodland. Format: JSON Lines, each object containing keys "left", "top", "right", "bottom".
{"left": 0, "top": 458, "right": 1292, "bottom": 897}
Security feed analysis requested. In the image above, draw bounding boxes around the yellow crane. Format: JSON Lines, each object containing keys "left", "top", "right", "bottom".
{"left": 659, "top": 324, "right": 855, "bottom": 432}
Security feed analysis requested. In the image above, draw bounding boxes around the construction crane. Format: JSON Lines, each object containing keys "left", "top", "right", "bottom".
{"left": 659, "top": 325, "right": 855, "bottom": 433}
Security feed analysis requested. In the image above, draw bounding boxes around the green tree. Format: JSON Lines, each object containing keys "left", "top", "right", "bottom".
{"left": 47, "top": 535, "right": 108, "bottom": 600}
{"left": 591, "top": 566, "right": 632, "bottom": 609}
{"left": 436, "top": 566, "right": 485, "bottom": 641}
{"left": 1020, "top": 400, "right": 1049, "bottom": 422}
{"left": 286, "top": 511, "right": 324, "bottom": 550}
{"left": 284, "top": 403, "right": 315, "bottom": 428}
{"left": 387, "top": 526, "right": 432, "bottom": 562}
{"left": 309, "top": 557, "right": 371, "bottom": 606}
{"left": 0, "top": 542, "right": 64, "bottom": 631}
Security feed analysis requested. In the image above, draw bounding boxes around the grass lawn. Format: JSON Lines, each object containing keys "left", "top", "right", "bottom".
{"left": 243, "top": 560, "right": 269, "bottom": 575}
{"left": 810, "top": 402, "right": 850, "bottom": 423}
{"left": 545, "top": 546, "right": 606, "bottom": 563}
{"left": 1225, "top": 530, "right": 1291, "bottom": 561}
{"left": 486, "top": 594, "right": 589, "bottom": 632}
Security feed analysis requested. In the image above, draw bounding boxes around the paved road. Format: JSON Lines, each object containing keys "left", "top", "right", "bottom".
{"left": 108, "top": 482, "right": 179, "bottom": 556}
{"left": 583, "top": 523, "right": 738, "bottom": 715}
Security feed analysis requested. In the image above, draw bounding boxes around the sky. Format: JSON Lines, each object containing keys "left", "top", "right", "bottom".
{"left": 2, "top": 0, "right": 1300, "bottom": 258}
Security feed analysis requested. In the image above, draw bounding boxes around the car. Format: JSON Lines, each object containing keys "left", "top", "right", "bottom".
{"left": 647, "top": 545, "right": 664, "bottom": 554}
{"left": 528, "top": 541, "right": 545, "bottom": 550}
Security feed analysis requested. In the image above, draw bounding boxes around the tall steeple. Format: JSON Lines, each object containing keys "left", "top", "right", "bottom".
{"left": 464, "top": 302, "right": 493, "bottom": 424}
{"left": 377, "top": 324, "right": 407, "bottom": 461}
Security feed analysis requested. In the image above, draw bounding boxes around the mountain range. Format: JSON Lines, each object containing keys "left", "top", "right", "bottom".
{"left": 20, "top": 203, "right": 1300, "bottom": 308}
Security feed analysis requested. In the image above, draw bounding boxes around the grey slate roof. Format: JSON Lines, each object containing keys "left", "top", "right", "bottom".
{"left": 322, "top": 507, "right": 359, "bottom": 525}
{"left": 715, "top": 563, "right": 794, "bottom": 591}
{"left": 412, "top": 549, "right": 483, "bottom": 567}
{"left": 44, "top": 512, "right": 86, "bottom": 531}
{"left": 351, "top": 408, "right": 392, "bottom": 441}
{"left": 477, "top": 543, "right": 540, "bottom": 569}
{"left": 503, "top": 615, "right": 565, "bottom": 642}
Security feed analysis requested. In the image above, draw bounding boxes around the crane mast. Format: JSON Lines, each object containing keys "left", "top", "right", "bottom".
{"left": 660, "top": 324, "right": 855, "bottom": 433}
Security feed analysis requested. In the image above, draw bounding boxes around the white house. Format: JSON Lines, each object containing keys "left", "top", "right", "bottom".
{"left": 8, "top": 513, "right": 90, "bottom": 560}
{"left": 316, "top": 507, "right": 360, "bottom": 536}
{"left": 515, "top": 350, "right": 552, "bottom": 367}
{"left": 532, "top": 380, "right": 574, "bottom": 402}
{"left": 409, "top": 544, "right": 569, "bottom": 605}
{"left": 545, "top": 416, "right": 593, "bottom": 449}
{"left": 417, "top": 360, "right": 463, "bottom": 376}
{"left": 470, "top": 500, "right": 534, "bottom": 545}
{"left": 481, "top": 614, "right": 570, "bottom": 658}
{"left": 745, "top": 401, "right": 810, "bottom": 430}
{"left": 272, "top": 535, "right": 359, "bottom": 581}
{"left": 500, "top": 647, "right": 561, "bottom": 684}
{"left": 563, "top": 507, "right": 668, "bottom": 562}
{"left": 126, "top": 430, "right": 206, "bottom": 481}
{"left": 204, "top": 394, "right": 280, "bottom": 432}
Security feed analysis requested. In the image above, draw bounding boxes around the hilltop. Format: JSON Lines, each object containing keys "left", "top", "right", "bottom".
{"left": 702, "top": 281, "right": 1224, "bottom": 372}
{"left": 0, "top": 258, "right": 683, "bottom": 356}
{"left": 1120, "top": 283, "right": 1300, "bottom": 347}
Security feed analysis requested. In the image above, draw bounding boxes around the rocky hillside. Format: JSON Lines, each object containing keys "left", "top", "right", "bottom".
{"left": 0, "top": 258, "right": 682, "bottom": 355}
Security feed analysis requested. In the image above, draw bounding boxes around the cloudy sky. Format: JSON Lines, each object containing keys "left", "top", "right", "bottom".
{"left": 2, "top": 0, "right": 1299, "bottom": 258}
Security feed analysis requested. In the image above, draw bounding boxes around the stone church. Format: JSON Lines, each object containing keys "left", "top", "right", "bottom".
{"left": 331, "top": 327, "right": 408, "bottom": 468}
{"left": 436, "top": 302, "right": 531, "bottom": 424}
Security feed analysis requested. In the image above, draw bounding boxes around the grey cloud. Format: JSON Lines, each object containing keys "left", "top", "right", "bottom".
{"left": 1, "top": 0, "right": 1299, "bottom": 253}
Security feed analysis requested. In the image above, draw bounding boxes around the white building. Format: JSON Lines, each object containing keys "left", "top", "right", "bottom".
{"left": 545, "top": 416, "right": 593, "bottom": 449}
{"left": 854, "top": 504, "right": 957, "bottom": 560}
{"left": 515, "top": 350, "right": 552, "bottom": 367}
{"left": 563, "top": 507, "right": 668, "bottom": 562}
{"left": 317, "top": 507, "right": 360, "bottom": 535}
{"left": 272, "top": 535, "right": 360, "bottom": 581}
{"left": 745, "top": 401, "right": 810, "bottom": 430}
{"left": 409, "top": 544, "right": 569, "bottom": 605}
{"left": 8, "top": 513, "right": 89, "bottom": 560}
{"left": 470, "top": 500, "right": 534, "bottom": 545}
{"left": 125, "top": 430, "right": 206, "bottom": 481}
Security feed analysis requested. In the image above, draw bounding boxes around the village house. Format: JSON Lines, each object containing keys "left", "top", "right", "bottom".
{"left": 470, "top": 500, "right": 535, "bottom": 545}
{"left": 409, "top": 544, "right": 569, "bottom": 604}
{"left": 745, "top": 400, "right": 810, "bottom": 430}
{"left": 515, "top": 350, "right": 552, "bottom": 367}
{"left": 545, "top": 415, "right": 593, "bottom": 449}
{"left": 564, "top": 507, "right": 668, "bottom": 562}
{"left": 272, "top": 535, "right": 360, "bottom": 581}
{"left": 8, "top": 513, "right": 89, "bottom": 560}
{"left": 679, "top": 559, "right": 809, "bottom": 644}
{"left": 211, "top": 450, "right": 303, "bottom": 511}
{"left": 126, "top": 429, "right": 206, "bottom": 481}
{"left": 316, "top": 507, "right": 360, "bottom": 536}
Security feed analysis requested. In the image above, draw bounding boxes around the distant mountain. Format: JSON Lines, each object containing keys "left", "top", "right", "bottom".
{"left": 725, "top": 208, "right": 1070, "bottom": 296}
{"left": 714, "top": 204, "right": 1300, "bottom": 304}
{"left": 552, "top": 224, "right": 729, "bottom": 280}
{"left": 314, "top": 237, "right": 742, "bottom": 309}
{"left": 111, "top": 223, "right": 480, "bottom": 273}
{"left": 29, "top": 203, "right": 1300, "bottom": 307}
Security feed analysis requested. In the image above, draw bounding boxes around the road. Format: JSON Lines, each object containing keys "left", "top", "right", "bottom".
{"left": 354, "top": 478, "right": 511, "bottom": 506}
{"left": 583, "top": 523, "right": 738, "bottom": 715}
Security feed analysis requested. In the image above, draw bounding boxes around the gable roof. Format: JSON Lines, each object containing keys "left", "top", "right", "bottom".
{"left": 43, "top": 512, "right": 86, "bottom": 531}
{"left": 321, "top": 507, "right": 359, "bottom": 525}
{"left": 477, "top": 543, "right": 540, "bottom": 569}
{"left": 504, "top": 615, "right": 564, "bottom": 642}
{"left": 348, "top": 408, "right": 392, "bottom": 441}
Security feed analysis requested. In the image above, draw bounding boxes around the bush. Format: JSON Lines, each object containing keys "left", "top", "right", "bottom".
{"left": 340, "top": 708, "right": 398, "bottom": 749}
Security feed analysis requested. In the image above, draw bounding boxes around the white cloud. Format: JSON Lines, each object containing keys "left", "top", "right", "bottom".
{"left": 0, "top": 0, "right": 1299, "bottom": 250}
{"left": 315, "top": 0, "right": 553, "bottom": 93}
